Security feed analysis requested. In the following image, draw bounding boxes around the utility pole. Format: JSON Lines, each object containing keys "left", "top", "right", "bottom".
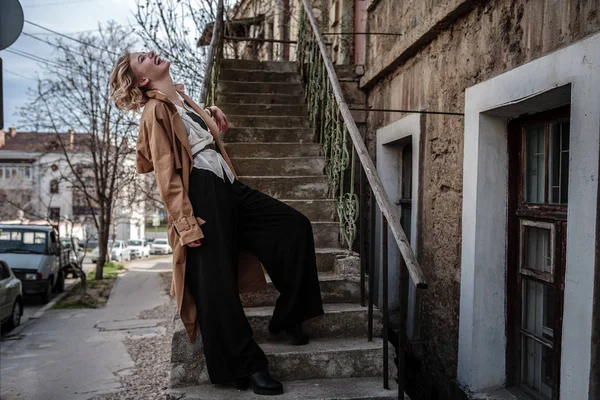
{"left": 0, "top": 0, "right": 25, "bottom": 130}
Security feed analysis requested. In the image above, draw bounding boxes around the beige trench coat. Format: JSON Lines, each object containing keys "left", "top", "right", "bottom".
{"left": 135, "top": 88, "right": 267, "bottom": 342}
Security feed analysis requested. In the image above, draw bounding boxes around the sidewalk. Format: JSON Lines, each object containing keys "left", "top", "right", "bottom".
{"left": 0, "top": 256, "right": 174, "bottom": 400}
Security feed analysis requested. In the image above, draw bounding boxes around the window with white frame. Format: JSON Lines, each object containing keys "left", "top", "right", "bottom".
{"left": 507, "top": 107, "right": 569, "bottom": 400}
{"left": 0, "top": 164, "right": 33, "bottom": 181}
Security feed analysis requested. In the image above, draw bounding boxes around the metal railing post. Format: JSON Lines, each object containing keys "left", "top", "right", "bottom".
{"left": 382, "top": 216, "right": 389, "bottom": 390}
{"left": 398, "top": 257, "right": 408, "bottom": 395}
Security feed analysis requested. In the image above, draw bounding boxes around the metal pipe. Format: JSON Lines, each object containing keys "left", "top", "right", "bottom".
{"left": 321, "top": 32, "right": 403, "bottom": 36}
{"left": 223, "top": 36, "right": 297, "bottom": 44}
{"left": 351, "top": 107, "right": 464, "bottom": 116}
{"left": 359, "top": 164, "right": 365, "bottom": 307}
{"left": 382, "top": 216, "right": 389, "bottom": 390}
{"left": 398, "top": 257, "right": 408, "bottom": 396}
{"left": 368, "top": 187, "right": 375, "bottom": 342}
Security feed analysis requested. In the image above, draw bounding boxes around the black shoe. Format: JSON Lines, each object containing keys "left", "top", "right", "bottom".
{"left": 286, "top": 323, "right": 309, "bottom": 346}
{"left": 268, "top": 321, "right": 310, "bottom": 346}
{"left": 236, "top": 370, "right": 284, "bottom": 396}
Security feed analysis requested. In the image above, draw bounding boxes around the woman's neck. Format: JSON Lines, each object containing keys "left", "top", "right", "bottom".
{"left": 150, "top": 76, "right": 182, "bottom": 107}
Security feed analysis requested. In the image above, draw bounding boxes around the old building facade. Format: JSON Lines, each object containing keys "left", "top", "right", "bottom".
{"left": 208, "top": 0, "right": 600, "bottom": 398}
{"left": 0, "top": 129, "right": 146, "bottom": 242}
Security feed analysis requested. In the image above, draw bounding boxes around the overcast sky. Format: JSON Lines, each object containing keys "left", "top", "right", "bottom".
{"left": 1, "top": 0, "right": 140, "bottom": 130}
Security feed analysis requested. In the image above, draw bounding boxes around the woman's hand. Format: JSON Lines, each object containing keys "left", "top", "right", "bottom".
{"left": 187, "top": 239, "right": 201, "bottom": 247}
{"left": 210, "top": 106, "right": 229, "bottom": 132}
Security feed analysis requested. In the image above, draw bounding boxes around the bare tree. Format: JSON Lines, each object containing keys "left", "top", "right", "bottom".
{"left": 18, "top": 22, "right": 144, "bottom": 280}
{"left": 134, "top": 0, "right": 223, "bottom": 101}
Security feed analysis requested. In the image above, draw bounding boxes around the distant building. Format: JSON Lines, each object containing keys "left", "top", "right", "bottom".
{"left": 0, "top": 128, "right": 145, "bottom": 241}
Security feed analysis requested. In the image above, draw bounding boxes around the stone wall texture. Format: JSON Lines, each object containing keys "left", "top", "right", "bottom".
{"left": 361, "top": 0, "right": 600, "bottom": 398}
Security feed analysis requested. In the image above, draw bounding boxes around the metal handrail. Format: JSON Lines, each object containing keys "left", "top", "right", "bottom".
{"left": 299, "top": 0, "right": 427, "bottom": 289}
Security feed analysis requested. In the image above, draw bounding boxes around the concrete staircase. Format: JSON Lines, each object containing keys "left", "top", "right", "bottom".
{"left": 167, "top": 59, "right": 406, "bottom": 399}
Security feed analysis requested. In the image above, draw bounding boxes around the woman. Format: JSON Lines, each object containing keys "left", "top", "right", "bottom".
{"left": 109, "top": 50, "right": 324, "bottom": 396}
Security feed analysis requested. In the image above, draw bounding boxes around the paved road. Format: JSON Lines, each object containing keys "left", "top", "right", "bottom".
{"left": 18, "top": 261, "right": 97, "bottom": 324}
{"left": 0, "top": 256, "right": 174, "bottom": 400}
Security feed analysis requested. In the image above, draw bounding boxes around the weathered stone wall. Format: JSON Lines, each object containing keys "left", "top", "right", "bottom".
{"left": 361, "top": 0, "right": 600, "bottom": 398}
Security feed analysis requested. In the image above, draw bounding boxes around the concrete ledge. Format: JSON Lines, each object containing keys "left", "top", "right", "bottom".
{"left": 228, "top": 115, "right": 310, "bottom": 129}
{"left": 217, "top": 92, "right": 306, "bottom": 105}
{"left": 240, "top": 274, "right": 361, "bottom": 307}
{"left": 225, "top": 127, "right": 314, "bottom": 143}
{"left": 230, "top": 157, "right": 326, "bottom": 177}
{"left": 237, "top": 176, "right": 329, "bottom": 199}
{"left": 167, "top": 377, "right": 408, "bottom": 400}
{"left": 219, "top": 59, "right": 297, "bottom": 72}
{"left": 245, "top": 303, "right": 382, "bottom": 342}
{"left": 170, "top": 336, "right": 395, "bottom": 387}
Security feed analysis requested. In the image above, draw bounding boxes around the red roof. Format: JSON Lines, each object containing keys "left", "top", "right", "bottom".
{"left": 0, "top": 131, "right": 92, "bottom": 152}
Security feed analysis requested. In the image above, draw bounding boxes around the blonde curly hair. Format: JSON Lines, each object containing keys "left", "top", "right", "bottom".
{"left": 110, "top": 51, "right": 148, "bottom": 111}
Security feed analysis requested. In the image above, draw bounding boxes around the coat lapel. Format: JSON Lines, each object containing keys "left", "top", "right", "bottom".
{"left": 146, "top": 89, "right": 193, "bottom": 165}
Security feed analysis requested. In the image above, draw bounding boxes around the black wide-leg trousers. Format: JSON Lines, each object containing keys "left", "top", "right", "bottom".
{"left": 185, "top": 167, "right": 324, "bottom": 384}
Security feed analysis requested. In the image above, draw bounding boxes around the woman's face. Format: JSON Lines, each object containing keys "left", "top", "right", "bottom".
{"left": 130, "top": 50, "right": 170, "bottom": 89}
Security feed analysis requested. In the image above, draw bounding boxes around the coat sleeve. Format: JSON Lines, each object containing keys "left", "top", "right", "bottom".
{"left": 143, "top": 110, "right": 205, "bottom": 247}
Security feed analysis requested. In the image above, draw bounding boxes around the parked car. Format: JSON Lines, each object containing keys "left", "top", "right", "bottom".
{"left": 145, "top": 237, "right": 155, "bottom": 244}
{"left": 0, "top": 224, "right": 69, "bottom": 303}
{"left": 127, "top": 239, "right": 150, "bottom": 259}
{"left": 61, "top": 237, "right": 85, "bottom": 264}
{"left": 90, "top": 240, "right": 132, "bottom": 263}
{"left": 150, "top": 239, "right": 172, "bottom": 255}
{"left": 0, "top": 260, "right": 23, "bottom": 330}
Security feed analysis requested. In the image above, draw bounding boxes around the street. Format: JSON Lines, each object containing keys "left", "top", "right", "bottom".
{"left": 0, "top": 256, "right": 174, "bottom": 400}
{"left": 15, "top": 260, "right": 96, "bottom": 326}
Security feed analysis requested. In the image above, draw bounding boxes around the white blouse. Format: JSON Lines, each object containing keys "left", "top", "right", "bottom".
{"left": 174, "top": 93, "right": 235, "bottom": 184}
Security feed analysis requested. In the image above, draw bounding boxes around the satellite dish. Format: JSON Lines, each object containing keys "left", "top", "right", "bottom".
{"left": 0, "top": 0, "right": 24, "bottom": 51}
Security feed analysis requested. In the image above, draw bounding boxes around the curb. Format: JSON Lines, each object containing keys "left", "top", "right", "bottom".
{"left": 4, "top": 279, "right": 82, "bottom": 338}
{"left": 31, "top": 279, "right": 82, "bottom": 319}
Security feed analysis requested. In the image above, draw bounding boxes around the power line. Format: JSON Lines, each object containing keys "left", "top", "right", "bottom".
{"left": 27, "top": 28, "right": 102, "bottom": 36}
{"left": 4, "top": 69, "right": 38, "bottom": 82}
{"left": 25, "top": 20, "right": 118, "bottom": 56}
{"left": 22, "top": 31, "right": 62, "bottom": 48}
{"left": 22, "top": 31, "right": 112, "bottom": 67}
{"left": 22, "top": 0, "right": 100, "bottom": 8}
{"left": 5, "top": 48, "right": 63, "bottom": 68}
{"left": 4, "top": 48, "right": 77, "bottom": 73}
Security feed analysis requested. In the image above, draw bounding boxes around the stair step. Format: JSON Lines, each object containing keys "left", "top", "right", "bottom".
{"left": 224, "top": 143, "right": 321, "bottom": 158}
{"left": 231, "top": 157, "right": 325, "bottom": 176}
{"left": 225, "top": 127, "right": 314, "bottom": 143}
{"left": 170, "top": 337, "right": 395, "bottom": 386}
{"left": 220, "top": 59, "right": 297, "bottom": 72}
{"left": 313, "top": 248, "right": 350, "bottom": 273}
{"left": 229, "top": 115, "right": 310, "bottom": 129}
{"left": 312, "top": 222, "right": 340, "bottom": 247}
{"left": 240, "top": 274, "right": 360, "bottom": 307}
{"left": 220, "top": 103, "right": 309, "bottom": 117}
{"left": 218, "top": 81, "right": 304, "bottom": 95}
{"left": 167, "top": 377, "right": 406, "bottom": 400}
{"left": 282, "top": 199, "right": 336, "bottom": 221}
{"left": 219, "top": 69, "right": 300, "bottom": 83}
{"left": 217, "top": 92, "right": 305, "bottom": 105}
{"left": 246, "top": 303, "right": 381, "bottom": 341}
{"left": 238, "top": 176, "right": 328, "bottom": 199}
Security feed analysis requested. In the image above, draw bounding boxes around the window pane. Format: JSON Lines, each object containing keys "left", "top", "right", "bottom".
{"left": 549, "top": 121, "right": 570, "bottom": 204}
{"left": 521, "top": 336, "right": 553, "bottom": 399}
{"left": 524, "top": 125, "right": 546, "bottom": 203}
{"left": 401, "top": 206, "right": 411, "bottom": 244}
{"left": 523, "top": 226, "right": 552, "bottom": 274}
{"left": 522, "top": 278, "right": 554, "bottom": 340}
{"left": 402, "top": 145, "right": 412, "bottom": 200}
